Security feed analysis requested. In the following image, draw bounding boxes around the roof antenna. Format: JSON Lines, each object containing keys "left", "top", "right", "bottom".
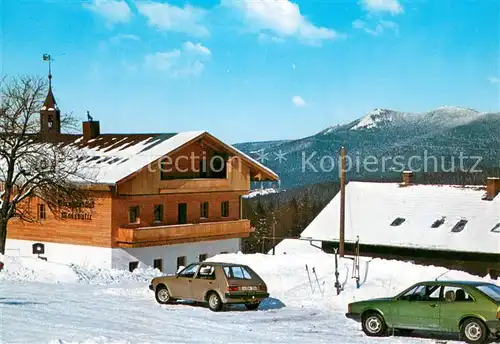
{"left": 435, "top": 269, "right": 451, "bottom": 281}
{"left": 87, "top": 111, "right": 93, "bottom": 122}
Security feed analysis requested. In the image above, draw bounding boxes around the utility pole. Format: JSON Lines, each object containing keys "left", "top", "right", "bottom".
{"left": 271, "top": 179, "right": 281, "bottom": 256}
{"left": 339, "top": 146, "right": 346, "bottom": 257}
{"left": 272, "top": 212, "right": 276, "bottom": 255}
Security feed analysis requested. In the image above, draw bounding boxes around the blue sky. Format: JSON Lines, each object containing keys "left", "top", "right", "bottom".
{"left": 3, "top": 0, "right": 499, "bottom": 143}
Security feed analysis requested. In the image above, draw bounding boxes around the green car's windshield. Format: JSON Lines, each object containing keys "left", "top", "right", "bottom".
{"left": 476, "top": 284, "right": 500, "bottom": 301}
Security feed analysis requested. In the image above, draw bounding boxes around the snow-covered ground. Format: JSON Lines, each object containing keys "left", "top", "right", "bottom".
{"left": 0, "top": 241, "right": 497, "bottom": 344}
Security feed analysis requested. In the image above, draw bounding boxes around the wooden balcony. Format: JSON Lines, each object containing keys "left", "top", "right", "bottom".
{"left": 115, "top": 219, "right": 252, "bottom": 248}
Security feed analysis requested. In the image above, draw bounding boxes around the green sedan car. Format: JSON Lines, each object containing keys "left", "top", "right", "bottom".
{"left": 346, "top": 281, "right": 500, "bottom": 344}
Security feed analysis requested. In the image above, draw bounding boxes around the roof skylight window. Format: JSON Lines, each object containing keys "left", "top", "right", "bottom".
{"left": 491, "top": 223, "right": 500, "bottom": 233}
{"left": 451, "top": 219, "right": 468, "bottom": 233}
{"left": 390, "top": 217, "right": 406, "bottom": 226}
{"left": 431, "top": 217, "right": 446, "bottom": 228}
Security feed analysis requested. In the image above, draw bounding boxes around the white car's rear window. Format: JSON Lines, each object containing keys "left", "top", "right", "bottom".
{"left": 223, "top": 266, "right": 252, "bottom": 280}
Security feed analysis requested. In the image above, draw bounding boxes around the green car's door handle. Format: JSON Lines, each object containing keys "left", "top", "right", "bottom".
{"left": 430, "top": 304, "right": 438, "bottom": 308}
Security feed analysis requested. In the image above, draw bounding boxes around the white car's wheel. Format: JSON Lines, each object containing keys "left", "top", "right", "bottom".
{"left": 207, "top": 292, "right": 223, "bottom": 312}
{"left": 155, "top": 285, "right": 171, "bottom": 304}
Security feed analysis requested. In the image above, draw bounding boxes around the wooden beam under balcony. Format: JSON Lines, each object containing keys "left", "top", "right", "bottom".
{"left": 115, "top": 219, "right": 252, "bottom": 248}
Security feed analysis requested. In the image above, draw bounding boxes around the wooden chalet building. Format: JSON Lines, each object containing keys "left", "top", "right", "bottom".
{"left": 5, "top": 79, "right": 278, "bottom": 273}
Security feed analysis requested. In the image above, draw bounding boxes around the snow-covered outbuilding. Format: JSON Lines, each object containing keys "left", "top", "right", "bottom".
{"left": 294, "top": 173, "right": 500, "bottom": 276}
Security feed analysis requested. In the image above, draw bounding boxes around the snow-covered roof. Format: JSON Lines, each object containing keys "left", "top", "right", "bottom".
{"left": 75, "top": 131, "right": 203, "bottom": 184}
{"left": 300, "top": 182, "right": 500, "bottom": 254}
{"left": 54, "top": 131, "right": 278, "bottom": 185}
{"left": 243, "top": 188, "right": 278, "bottom": 199}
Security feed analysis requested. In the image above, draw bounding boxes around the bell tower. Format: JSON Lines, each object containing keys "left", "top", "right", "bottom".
{"left": 40, "top": 54, "right": 61, "bottom": 134}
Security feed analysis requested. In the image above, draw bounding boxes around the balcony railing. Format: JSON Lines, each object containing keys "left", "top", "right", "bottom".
{"left": 115, "top": 219, "right": 252, "bottom": 248}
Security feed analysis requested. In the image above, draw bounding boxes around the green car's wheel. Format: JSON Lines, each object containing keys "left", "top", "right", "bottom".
{"left": 460, "top": 318, "right": 488, "bottom": 344}
{"left": 361, "top": 312, "right": 387, "bottom": 337}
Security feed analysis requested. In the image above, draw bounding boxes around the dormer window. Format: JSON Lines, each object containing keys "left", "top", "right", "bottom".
{"left": 491, "top": 223, "right": 500, "bottom": 233}
{"left": 451, "top": 219, "right": 467, "bottom": 233}
{"left": 390, "top": 217, "right": 405, "bottom": 226}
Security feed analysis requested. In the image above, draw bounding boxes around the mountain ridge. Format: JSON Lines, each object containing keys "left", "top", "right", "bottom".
{"left": 235, "top": 106, "right": 500, "bottom": 189}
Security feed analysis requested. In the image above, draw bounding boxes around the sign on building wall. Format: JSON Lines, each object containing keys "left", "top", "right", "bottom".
{"left": 59, "top": 199, "right": 95, "bottom": 220}
{"left": 61, "top": 211, "right": 92, "bottom": 220}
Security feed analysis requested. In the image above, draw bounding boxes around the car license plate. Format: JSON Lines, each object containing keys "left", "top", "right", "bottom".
{"left": 241, "top": 286, "right": 257, "bottom": 291}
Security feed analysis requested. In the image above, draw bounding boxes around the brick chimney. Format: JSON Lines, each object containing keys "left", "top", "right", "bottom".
{"left": 485, "top": 177, "right": 500, "bottom": 200}
{"left": 401, "top": 170, "right": 413, "bottom": 186}
{"left": 82, "top": 111, "right": 100, "bottom": 141}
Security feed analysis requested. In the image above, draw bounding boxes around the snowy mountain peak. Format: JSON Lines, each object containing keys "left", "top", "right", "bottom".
{"left": 350, "top": 108, "right": 402, "bottom": 131}
{"left": 370, "top": 108, "right": 392, "bottom": 115}
{"left": 434, "top": 105, "right": 479, "bottom": 114}
{"left": 423, "top": 106, "right": 483, "bottom": 127}
{"left": 316, "top": 106, "right": 491, "bottom": 136}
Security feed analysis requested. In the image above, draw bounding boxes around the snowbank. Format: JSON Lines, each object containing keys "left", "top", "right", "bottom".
{"left": 211, "top": 241, "right": 497, "bottom": 309}
{"left": 70, "top": 263, "right": 162, "bottom": 285}
{"left": 1, "top": 246, "right": 498, "bottom": 343}
{"left": 2, "top": 243, "right": 496, "bottom": 305}
{"left": 0, "top": 255, "right": 79, "bottom": 283}
{"left": 0, "top": 255, "right": 162, "bottom": 284}
{"left": 48, "top": 338, "right": 132, "bottom": 344}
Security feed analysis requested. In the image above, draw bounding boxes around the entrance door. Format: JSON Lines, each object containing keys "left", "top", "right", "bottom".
{"left": 189, "top": 264, "right": 217, "bottom": 301}
{"left": 391, "top": 283, "right": 441, "bottom": 330}
{"left": 178, "top": 203, "right": 187, "bottom": 224}
{"left": 439, "top": 285, "right": 476, "bottom": 332}
{"left": 170, "top": 264, "right": 199, "bottom": 300}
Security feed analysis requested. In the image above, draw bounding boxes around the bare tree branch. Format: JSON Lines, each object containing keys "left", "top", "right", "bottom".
{"left": 0, "top": 75, "right": 95, "bottom": 256}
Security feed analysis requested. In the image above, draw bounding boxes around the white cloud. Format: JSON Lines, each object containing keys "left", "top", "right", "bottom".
{"left": 361, "top": 0, "right": 403, "bottom": 14}
{"left": 488, "top": 76, "right": 500, "bottom": 84}
{"left": 352, "top": 19, "right": 366, "bottom": 29}
{"left": 84, "top": 0, "right": 132, "bottom": 24}
{"left": 292, "top": 95, "right": 307, "bottom": 107}
{"left": 258, "top": 33, "right": 285, "bottom": 44}
{"left": 352, "top": 19, "right": 398, "bottom": 36}
{"left": 145, "top": 42, "right": 212, "bottom": 77}
{"left": 109, "top": 34, "right": 141, "bottom": 44}
{"left": 379, "top": 20, "right": 398, "bottom": 30}
{"left": 222, "top": 0, "right": 343, "bottom": 45}
{"left": 183, "top": 41, "right": 212, "bottom": 55}
{"left": 136, "top": 1, "right": 209, "bottom": 37}
{"left": 146, "top": 50, "right": 181, "bottom": 70}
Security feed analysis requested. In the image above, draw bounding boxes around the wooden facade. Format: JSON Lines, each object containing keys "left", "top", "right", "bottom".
{"left": 7, "top": 134, "right": 277, "bottom": 249}
{"left": 8, "top": 191, "right": 113, "bottom": 247}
